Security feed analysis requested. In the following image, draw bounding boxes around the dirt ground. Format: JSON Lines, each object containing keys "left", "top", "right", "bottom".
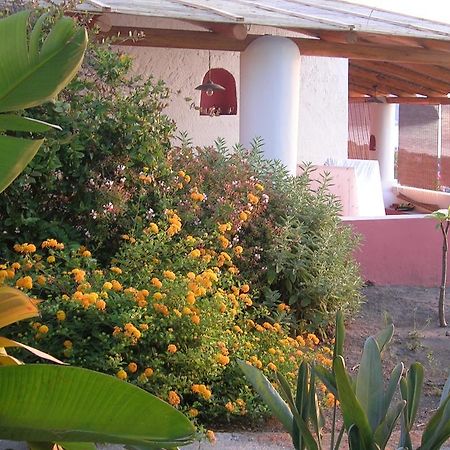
{"left": 260, "top": 285, "right": 450, "bottom": 448}
{"left": 342, "top": 285, "right": 450, "bottom": 443}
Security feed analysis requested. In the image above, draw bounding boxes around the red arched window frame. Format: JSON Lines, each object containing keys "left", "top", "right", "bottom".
{"left": 199, "top": 68, "right": 237, "bottom": 116}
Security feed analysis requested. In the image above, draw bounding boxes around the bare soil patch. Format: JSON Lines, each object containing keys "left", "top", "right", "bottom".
{"left": 261, "top": 285, "right": 450, "bottom": 447}
{"left": 343, "top": 285, "right": 450, "bottom": 442}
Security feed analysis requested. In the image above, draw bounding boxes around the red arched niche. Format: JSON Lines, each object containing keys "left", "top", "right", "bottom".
{"left": 199, "top": 68, "right": 237, "bottom": 116}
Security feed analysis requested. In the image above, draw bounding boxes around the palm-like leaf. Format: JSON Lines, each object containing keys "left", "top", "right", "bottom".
{"left": 0, "top": 365, "right": 196, "bottom": 447}
{"left": 0, "top": 11, "right": 87, "bottom": 112}
{"left": 0, "top": 11, "right": 87, "bottom": 193}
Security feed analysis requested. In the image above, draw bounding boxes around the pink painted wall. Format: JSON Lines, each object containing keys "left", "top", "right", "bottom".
{"left": 308, "top": 166, "right": 359, "bottom": 216}
{"left": 344, "top": 215, "right": 446, "bottom": 286}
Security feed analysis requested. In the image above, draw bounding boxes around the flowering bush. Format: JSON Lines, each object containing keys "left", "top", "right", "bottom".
{"left": 2, "top": 228, "right": 333, "bottom": 423}
{"left": 167, "top": 139, "right": 363, "bottom": 332}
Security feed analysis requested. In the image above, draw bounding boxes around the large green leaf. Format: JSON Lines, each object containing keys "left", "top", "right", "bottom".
{"left": 238, "top": 359, "right": 293, "bottom": 435}
{"left": 382, "top": 362, "right": 404, "bottom": 418}
{"left": 373, "top": 323, "right": 394, "bottom": 354}
{"left": 0, "top": 336, "right": 65, "bottom": 365}
{"left": 0, "top": 286, "right": 39, "bottom": 328}
{"left": 0, "top": 134, "right": 43, "bottom": 193}
{"left": 0, "top": 11, "right": 88, "bottom": 112}
{"left": 333, "top": 356, "right": 373, "bottom": 448}
{"left": 0, "top": 11, "right": 87, "bottom": 193}
{"left": 440, "top": 372, "right": 450, "bottom": 407}
{"left": 276, "top": 371, "right": 318, "bottom": 450}
{"left": 356, "top": 337, "right": 384, "bottom": 432}
{"left": 333, "top": 310, "right": 345, "bottom": 360}
{"left": 399, "top": 362, "right": 424, "bottom": 449}
{"left": 0, "top": 114, "right": 61, "bottom": 132}
{"left": 373, "top": 401, "right": 405, "bottom": 449}
{"left": 419, "top": 395, "right": 450, "bottom": 450}
{"left": 0, "top": 365, "right": 195, "bottom": 447}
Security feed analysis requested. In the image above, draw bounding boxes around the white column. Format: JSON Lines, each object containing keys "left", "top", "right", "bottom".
{"left": 240, "top": 36, "right": 300, "bottom": 174}
{"left": 370, "top": 103, "right": 397, "bottom": 207}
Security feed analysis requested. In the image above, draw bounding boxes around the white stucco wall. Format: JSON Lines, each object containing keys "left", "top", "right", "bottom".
{"left": 123, "top": 46, "right": 240, "bottom": 147}
{"left": 298, "top": 57, "right": 349, "bottom": 164}
{"left": 116, "top": 31, "right": 348, "bottom": 164}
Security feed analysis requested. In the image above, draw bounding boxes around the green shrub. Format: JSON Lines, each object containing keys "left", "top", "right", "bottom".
{"left": 2, "top": 217, "right": 329, "bottom": 423}
{"left": 0, "top": 44, "right": 174, "bottom": 259}
{"left": 168, "top": 139, "right": 363, "bottom": 332}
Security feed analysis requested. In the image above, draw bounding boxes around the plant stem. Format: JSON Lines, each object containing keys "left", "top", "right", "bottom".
{"left": 439, "top": 222, "right": 448, "bottom": 327}
{"left": 330, "top": 399, "right": 337, "bottom": 450}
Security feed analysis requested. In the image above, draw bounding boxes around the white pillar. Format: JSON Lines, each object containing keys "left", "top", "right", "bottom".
{"left": 240, "top": 36, "right": 300, "bottom": 174}
{"left": 370, "top": 103, "right": 397, "bottom": 207}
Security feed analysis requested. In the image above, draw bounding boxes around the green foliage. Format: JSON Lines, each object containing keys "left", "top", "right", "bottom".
{"left": 240, "top": 311, "right": 450, "bottom": 450}
{"left": 426, "top": 208, "right": 449, "bottom": 327}
{"left": 0, "top": 43, "right": 175, "bottom": 256}
{"left": 3, "top": 229, "right": 326, "bottom": 424}
{"left": 169, "top": 141, "right": 363, "bottom": 332}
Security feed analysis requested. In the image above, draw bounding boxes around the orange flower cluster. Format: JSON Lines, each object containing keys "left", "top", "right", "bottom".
{"left": 191, "top": 384, "right": 212, "bottom": 400}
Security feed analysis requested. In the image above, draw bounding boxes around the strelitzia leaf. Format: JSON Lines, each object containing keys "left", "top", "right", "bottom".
{"left": 0, "top": 286, "right": 39, "bottom": 329}
{"left": 419, "top": 395, "right": 450, "bottom": 450}
{"left": 238, "top": 359, "right": 293, "bottom": 435}
{"left": 334, "top": 356, "right": 373, "bottom": 448}
{"left": 0, "top": 11, "right": 87, "bottom": 193}
{"left": 0, "top": 336, "right": 64, "bottom": 365}
{"left": 383, "top": 363, "right": 404, "bottom": 418}
{"left": 356, "top": 337, "right": 384, "bottom": 432}
{"left": 0, "top": 11, "right": 88, "bottom": 112}
{"left": 0, "top": 114, "right": 61, "bottom": 132}
{"left": 0, "top": 134, "right": 44, "bottom": 193}
{"left": 373, "top": 323, "right": 394, "bottom": 354}
{"left": 334, "top": 310, "right": 345, "bottom": 359}
{"left": 399, "top": 363, "right": 424, "bottom": 449}
{"left": 0, "top": 365, "right": 195, "bottom": 446}
{"left": 404, "top": 363, "right": 424, "bottom": 428}
{"left": 439, "top": 372, "right": 450, "bottom": 407}
{"left": 277, "top": 371, "right": 318, "bottom": 450}
{"left": 373, "top": 400, "right": 406, "bottom": 449}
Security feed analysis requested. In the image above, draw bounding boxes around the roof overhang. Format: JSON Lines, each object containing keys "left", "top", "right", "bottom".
{"left": 58, "top": 0, "right": 450, "bottom": 104}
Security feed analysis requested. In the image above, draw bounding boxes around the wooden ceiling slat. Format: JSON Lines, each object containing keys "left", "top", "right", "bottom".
{"left": 401, "top": 63, "right": 450, "bottom": 85}
{"left": 350, "top": 62, "right": 448, "bottom": 96}
{"left": 350, "top": 96, "right": 450, "bottom": 104}
{"left": 351, "top": 61, "right": 450, "bottom": 94}
{"left": 349, "top": 75, "right": 414, "bottom": 97}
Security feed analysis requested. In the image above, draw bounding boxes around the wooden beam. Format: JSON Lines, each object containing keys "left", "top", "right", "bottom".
{"left": 350, "top": 96, "right": 450, "bottom": 104}
{"left": 103, "top": 26, "right": 450, "bottom": 65}
{"left": 349, "top": 76, "right": 414, "bottom": 97}
{"left": 351, "top": 61, "right": 450, "bottom": 94}
{"left": 350, "top": 64, "right": 445, "bottom": 96}
{"left": 401, "top": 63, "right": 450, "bottom": 84}
{"left": 203, "top": 23, "right": 248, "bottom": 40}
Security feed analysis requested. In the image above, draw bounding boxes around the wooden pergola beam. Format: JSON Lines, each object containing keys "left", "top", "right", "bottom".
{"left": 350, "top": 96, "right": 450, "bottom": 104}
{"left": 351, "top": 61, "right": 450, "bottom": 94}
{"left": 349, "top": 76, "right": 414, "bottom": 97}
{"left": 350, "top": 64, "right": 445, "bottom": 96}
{"left": 103, "top": 26, "right": 450, "bottom": 65}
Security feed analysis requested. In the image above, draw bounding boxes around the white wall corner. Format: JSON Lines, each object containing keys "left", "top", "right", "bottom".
{"left": 298, "top": 57, "right": 348, "bottom": 166}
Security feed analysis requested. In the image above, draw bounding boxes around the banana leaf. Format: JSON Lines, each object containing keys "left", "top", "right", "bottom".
{"left": 0, "top": 11, "right": 87, "bottom": 193}
{"left": 238, "top": 359, "right": 293, "bottom": 435}
{"left": 0, "top": 365, "right": 195, "bottom": 447}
